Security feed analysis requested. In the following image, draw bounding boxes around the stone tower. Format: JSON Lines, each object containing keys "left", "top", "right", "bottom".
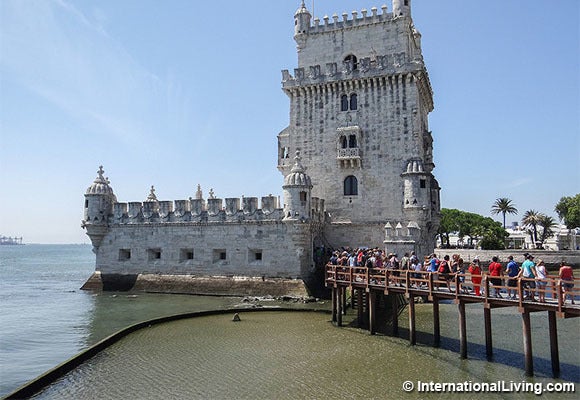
{"left": 278, "top": 1, "right": 440, "bottom": 255}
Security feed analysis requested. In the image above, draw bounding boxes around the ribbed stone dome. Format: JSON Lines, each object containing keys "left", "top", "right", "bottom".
{"left": 284, "top": 152, "right": 312, "bottom": 187}
{"left": 86, "top": 166, "right": 114, "bottom": 195}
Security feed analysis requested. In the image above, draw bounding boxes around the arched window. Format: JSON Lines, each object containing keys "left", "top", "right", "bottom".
{"left": 340, "top": 95, "right": 348, "bottom": 111}
{"left": 344, "top": 176, "right": 358, "bottom": 196}
{"left": 344, "top": 54, "right": 358, "bottom": 71}
{"left": 341, "top": 136, "right": 348, "bottom": 148}
{"left": 350, "top": 94, "right": 357, "bottom": 110}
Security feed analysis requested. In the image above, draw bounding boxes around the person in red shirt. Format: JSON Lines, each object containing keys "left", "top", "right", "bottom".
{"left": 488, "top": 256, "right": 504, "bottom": 298}
{"left": 559, "top": 261, "right": 575, "bottom": 304}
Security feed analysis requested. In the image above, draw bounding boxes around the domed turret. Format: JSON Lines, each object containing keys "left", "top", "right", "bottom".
{"left": 294, "top": 1, "right": 311, "bottom": 51}
{"left": 283, "top": 151, "right": 312, "bottom": 221}
{"left": 82, "top": 166, "right": 116, "bottom": 248}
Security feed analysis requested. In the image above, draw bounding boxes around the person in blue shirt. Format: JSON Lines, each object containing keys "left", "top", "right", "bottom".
{"left": 505, "top": 255, "right": 519, "bottom": 299}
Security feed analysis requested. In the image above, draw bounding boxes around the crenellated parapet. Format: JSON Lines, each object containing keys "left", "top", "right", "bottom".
{"left": 112, "top": 195, "right": 287, "bottom": 225}
{"left": 307, "top": 6, "right": 397, "bottom": 34}
{"left": 282, "top": 58, "right": 432, "bottom": 111}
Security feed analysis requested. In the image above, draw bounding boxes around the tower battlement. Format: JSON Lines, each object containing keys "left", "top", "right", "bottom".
{"left": 308, "top": 5, "right": 397, "bottom": 34}
{"left": 282, "top": 54, "right": 427, "bottom": 86}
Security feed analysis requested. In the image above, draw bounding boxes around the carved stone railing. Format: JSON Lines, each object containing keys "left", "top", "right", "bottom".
{"left": 337, "top": 148, "right": 360, "bottom": 159}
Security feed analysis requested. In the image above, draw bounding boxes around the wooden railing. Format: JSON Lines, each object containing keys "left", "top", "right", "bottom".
{"left": 325, "top": 264, "right": 579, "bottom": 313}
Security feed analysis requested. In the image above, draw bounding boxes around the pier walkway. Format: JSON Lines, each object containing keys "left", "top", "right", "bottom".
{"left": 325, "top": 265, "right": 580, "bottom": 377}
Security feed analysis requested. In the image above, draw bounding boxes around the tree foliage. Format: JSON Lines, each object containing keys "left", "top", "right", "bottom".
{"left": 438, "top": 208, "right": 508, "bottom": 250}
{"left": 490, "top": 197, "right": 518, "bottom": 228}
{"left": 555, "top": 194, "right": 580, "bottom": 228}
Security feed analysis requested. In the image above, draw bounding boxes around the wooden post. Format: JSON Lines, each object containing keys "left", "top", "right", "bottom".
{"left": 351, "top": 287, "right": 355, "bottom": 309}
{"left": 458, "top": 300, "right": 467, "bottom": 359}
{"left": 357, "top": 289, "right": 364, "bottom": 327}
{"left": 331, "top": 287, "right": 337, "bottom": 323}
{"left": 484, "top": 306, "right": 493, "bottom": 360}
{"left": 392, "top": 295, "right": 399, "bottom": 336}
{"left": 336, "top": 286, "right": 343, "bottom": 327}
{"left": 408, "top": 294, "right": 416, "bottom": 345}
{"left": 342, "top": 286, "right": 347, "bottom": 315}
{"left": 369, "top": 291, "right": 376, "bottom": 335}
{"left": 522, "top": 310, "right": 533, "bottom": 376}
{"left": 433, "top": 297, "right": 441, "bottom": 347}
{"left": 548, "top": 311, "right": 560, "bottom": 377}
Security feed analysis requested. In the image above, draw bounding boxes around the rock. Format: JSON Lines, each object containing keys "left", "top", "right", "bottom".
{"left": 232, "top": 313, "right": 241, "bottom": 322}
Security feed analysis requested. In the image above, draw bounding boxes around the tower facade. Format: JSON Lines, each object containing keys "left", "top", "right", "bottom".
{"left": 278, "top": 1, "right": 440, "bottom": 253}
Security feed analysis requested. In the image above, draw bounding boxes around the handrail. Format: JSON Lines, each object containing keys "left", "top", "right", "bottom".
{"left": 325, "top": 264, "right": 579, "bottom": 308}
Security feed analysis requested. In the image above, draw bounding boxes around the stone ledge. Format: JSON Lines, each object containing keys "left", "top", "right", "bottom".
{"left": 81, "top": 272, "right": 310, "bottom": 297}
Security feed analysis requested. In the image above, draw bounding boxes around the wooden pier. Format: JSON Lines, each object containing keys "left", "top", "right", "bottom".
{"left": 326, "top": 265, "right": 580, "bottom": 377}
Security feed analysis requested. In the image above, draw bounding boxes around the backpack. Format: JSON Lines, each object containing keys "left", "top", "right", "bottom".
{"left": 438, "top": 260, "right": 449, "bottom": 274}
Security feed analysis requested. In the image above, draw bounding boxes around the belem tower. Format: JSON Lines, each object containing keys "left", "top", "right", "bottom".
{"left": 81, "top": 0, "right": 440, "bottom": 296}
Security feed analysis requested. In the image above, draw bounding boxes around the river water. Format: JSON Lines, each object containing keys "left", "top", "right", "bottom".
{"left": 1, "top": 245, "right": 578, "bottom": 399}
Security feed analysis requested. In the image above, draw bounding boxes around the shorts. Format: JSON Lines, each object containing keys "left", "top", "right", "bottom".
{"left": 507, "top": 278, "right": 517, "bottom": 287}
{"left": 536, "top": 280, "right": 547, "bottom": 287}
{"left": 562, "top": 280, "right": 574, "bottom": 290}
{"left": 524, "top": 280, "right": 536, "bottom": 289}
{"left": 490, "top": 277, "right": 502, "bottom": 286}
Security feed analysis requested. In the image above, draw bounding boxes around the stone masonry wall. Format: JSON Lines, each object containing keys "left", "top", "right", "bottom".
{"left": 95, "top": 221, "right": 314, "bottom": 280}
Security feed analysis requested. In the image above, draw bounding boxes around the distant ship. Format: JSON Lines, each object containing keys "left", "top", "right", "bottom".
{"left": 0, "top": 236, "right": 23, "bottom": 245}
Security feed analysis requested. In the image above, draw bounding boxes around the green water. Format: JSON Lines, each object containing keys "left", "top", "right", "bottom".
{"left": 32, "top": 301, "right": 579, "bottom": 400}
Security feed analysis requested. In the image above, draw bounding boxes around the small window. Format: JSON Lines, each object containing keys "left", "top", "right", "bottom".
{"left": 340, "top": 95, "right": 348, "bottom": 111}
{"left": 250, "top": 249, "right": 263, "bottom": 262}
{"left": 84, "top": 200, "right": 89, "bottom": 208}
{"left": 349, "top": 94, "right": 357, "bottom": 110}
{"left": 213, "top": 249, "right": 227, "bottom": 263}
{"left": 344, "top": 176, "right": 358, "bottom": 196}
{"left": 420, "top": 179, "right": 426, "bottom": 188}
{"left": 148, "top": 248, "right": 161, "bottom": 260}
{"left": 119, "top": 249, "right": 131, "bottom": 261}
{"left": 282, "top": 147, "right": 290, "bottom": 159}
{"left": 341, "top": 136, "right": 348, "bottom": 148}
{"left": 300, "top": 191, "right": 307, "bottom": 202}
{"left": 344, "top": 54, "right": 358, "bottom": 70}
{"left": 180, "top": 249, "right": 194, "bottom": 261}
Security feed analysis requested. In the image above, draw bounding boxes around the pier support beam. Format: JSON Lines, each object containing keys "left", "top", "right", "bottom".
{"left": 392, "top": 296, "right": 399, "bottom": 336}
{"left": 368, "top": 291, "right": 376, "bottom": 335}
{"left": 357, "top": 289, "right": 364, "bottom": 327}
{"left": 331, "top": 287, "right": 337, "bottom": 323}
{"left": 458, "top": 301, "right": 467, "bottom": 359}
{"left": 522, "top": 310, "right": 533, "bottom": 376}
{"left": 548, "top": 311, "right": 560, "bottom": 377}
{"left": 342, "top": 287, "right": 347, "bottom": 315}
{"left": 336, "top": 287, "right": 343, "bottom": 327}
{"left": 433, "top": 297, "right": 440, "bottom": 347}
{"left": 484, "top": 306, "right": 493, "bottom": 360}
{"left": 408, "top": 294, "right": 416, "bottom": 345}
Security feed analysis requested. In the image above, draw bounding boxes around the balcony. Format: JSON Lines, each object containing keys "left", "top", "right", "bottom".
{"left": 337, "top": 147, "right": 361, "bottom": 168}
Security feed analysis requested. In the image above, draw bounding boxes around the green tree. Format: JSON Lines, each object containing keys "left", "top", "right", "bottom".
{"left": 537, "top": 214, "right": 558, "bottom": 248}
{"left": 437, "top": 208, "right": 509, "bottom": 250}
{"left": 437, "top": 208, "right": 461, "bottom": 247}
{"left": 490, "top": 197, "right": 518, "bottom": 228}
{"left": 522, "top": 210, "right": 541, "bottom": 247}
{"left": 555, "top": 194, "right": 580, "bottom": 228}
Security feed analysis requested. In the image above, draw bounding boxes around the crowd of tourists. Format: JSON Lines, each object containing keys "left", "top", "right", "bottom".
{"left": 328, "top": 248, "right": 576, "bottom": 304}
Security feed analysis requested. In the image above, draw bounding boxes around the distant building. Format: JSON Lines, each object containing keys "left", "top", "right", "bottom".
{"left": 82, "top": 1, "right": 441, "bottom": 295}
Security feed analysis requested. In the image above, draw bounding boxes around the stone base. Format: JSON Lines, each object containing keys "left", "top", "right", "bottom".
{"left": 81, "top": 272, "right": 310, "bottom": 297}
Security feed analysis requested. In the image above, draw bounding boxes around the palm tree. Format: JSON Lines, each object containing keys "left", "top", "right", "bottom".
{"left": 491, "top": 198, "right": 518, "bottom": 228}
{"left": 538, "top": 214, "right": 558, "bottom": 248}
{"left": 522, "top": 210, "right": 541, "bottom": 248}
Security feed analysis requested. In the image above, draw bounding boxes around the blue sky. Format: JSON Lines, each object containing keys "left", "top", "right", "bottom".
{"left": 1, "top": 0, "right": 579, "bottom": 244}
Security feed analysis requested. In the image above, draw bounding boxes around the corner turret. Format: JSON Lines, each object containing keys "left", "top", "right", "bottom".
{"left": 82, "top": 166, "right": 116, "bottom": 249}
{"left": 392, "top": 0, "right": 411, "bottom": 17}
{"left": 283, "top": 151, "right": 312, "bottom": 221}
{"left": 294, "top": 1, "right": 311, "bottom": 51}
